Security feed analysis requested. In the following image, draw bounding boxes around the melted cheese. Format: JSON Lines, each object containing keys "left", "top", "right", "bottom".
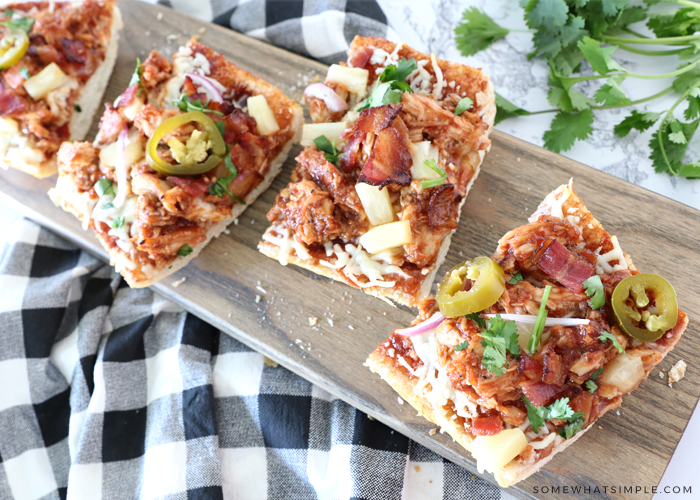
{"left": 430, "top": 53, "right": 444, "bottom": 98}
{"left": 92, "top": 193, "right": 138, "bottom": 247}
{"left": 54, "top": 176, "right": 97, "bottom": 230}
{"left": 410, "top": 329, "right": 480, "bottom": 424}
{"left": 162, "top": 45, "right": 217, "bottom": 109}
{"left": 596, "top": 235, "right": 628, "bottom": 273}
{"left": 261, "top": 225, "right": 311, "bottom": 266}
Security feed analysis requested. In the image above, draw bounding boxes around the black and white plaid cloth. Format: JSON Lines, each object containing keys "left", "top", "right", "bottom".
{"left": 0, "top": 219, "right": 516, "bottom": 499}
{"left": 0, "top": 1, "right": 518, "bottom": 499}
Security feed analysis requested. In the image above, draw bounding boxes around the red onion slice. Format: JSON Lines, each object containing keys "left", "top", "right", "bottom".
{"left": 395, "top": 312, "right": 445, "bottom": 337}
{"left": 485, "top": 313, "right": 590, "bottom": 327}
{"left": 112, "top": 126, "right": 128, "bottom": 209}
{"left": 185, "top": 72, "right": 225, "bottom": 103}
{"left": 304, "top": 83, "right": 348, "bottom": 113}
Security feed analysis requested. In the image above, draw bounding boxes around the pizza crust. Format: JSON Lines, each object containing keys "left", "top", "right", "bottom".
{"left": 366, "top": 185, "right": 690, "bottom": 487}
{"left": 1, "top": 3, "right": 122, "bottom": 178}
{"left": 258, "top": 73, "right": 495, "bottom": 307}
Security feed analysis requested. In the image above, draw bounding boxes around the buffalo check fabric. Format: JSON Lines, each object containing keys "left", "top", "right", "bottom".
{"left": 0, "top": 219, "right": 518, "bottom": 500}
{"left": 158, "top": 0, "right": 400, "bottom": 64}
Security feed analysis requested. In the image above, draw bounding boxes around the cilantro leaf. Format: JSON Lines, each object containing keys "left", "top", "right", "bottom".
{"left": 208, "top": 155, "right": 246, "bottom": 204}
{"left": 177, "top": 244, "right": 193, "bottom": 257}
{"left": 129, "top": 57, "right": 142, "bottom": 88}
{"left": 648, "top": 8, "right": 700, "bottom": 39}
{"left": 614, "top": 110, "right": 661, "bottom": 137}
{"left": 649, "top": 118, "right": 700, "bottom": 175}
{"left": 172, "top": 93, "right": 224, "bottom": 116}
{"left": 74, "top": 104, "right": 81, "bottom": 112}
{"left": 0, "top": 16, "right": 34, "bottom": 33}
{"left": 684, "top": 88, "right": 700, "bottom": 121}
{"left": 102, "top": 202, "right": 114, "bottom": 210}
{"left": 454, "top": 97, "right": 474, "bottom": 115}
{"left": 19, "top": 67, "right": 29, "bottom": 80}
{"left": 543, "top": 109, "right": 594, "bottom": 153}
{"left": 594, "top": 75, "right": 630, "bottom": 107}
{"left": 454, "top": 7, "right": 510, "bottom": 57}
{"left": 599, "top": 331, "right": 624, "bottom": 353}
{"left": 528, "top": 285, "right": 552, "bottom": 354}
{"left": 547, "top": 65, "right": 592, "bottom": 112}
{"left": 558, "top": 415, "right": 585, "bottom": 440}
{"left": 585, "top": 380, "right": 598, "bottom": 393}
{"left": 480, "top": 315, "right": 520, "bottom": 376}
{"left": 668, "top": 120, "right": 687, "bottom": 144}
{"left": 494, "top": 93, "right": 532, "bottom": 124}
{"left": 577, "top": 37, "right": 623, "bottom": 75}
{"left": 454, "top": 340, "right": 470, "bottom": 352}
{"left": 214, "top": 119, "right": 225, "bottom": 138}
{"left": 466, "top": 312, "right": 486, "bottom": 329}
{"left": 313, "top": 135, "right": 340, "bottom": 164}
{"left": 591, "top": 368, "right": 604, "bottom": 380}
{"left": 672, "top": 66, "right": 700, "bottom": 95}
{"left": 522, "top": 395, "right": 547, "bottom": 434}
{"left": 358, "top": 58, "right": 417, "bottom": 111}
{"left": 112, "top": 216, "right": 125, "bottom": 229}
{"left": 678, "top": 162, "right": 700, "bottom": 178}
{"left": 95, "top": 179, "right": 115, "bottom": 198}
{"left": 523, "top": 0, "right": 568, "bottom": 33}
{"left": 522, "top": 395, "right": 584, "bottom": 434}
{"left": 3, "top": 9, "right": 13, "bottom": 17}
{"left": 419, "top": 160, "right": 447, "bottom": 189}
{"left": 508, "top": 272, "right": 523, "bottom": 285}
{"left": 582, "top": 275, "right": 605, "bottom": 309}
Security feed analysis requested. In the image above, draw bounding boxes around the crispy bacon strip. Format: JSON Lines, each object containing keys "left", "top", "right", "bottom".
{"left": 521, "top": 381, "right": 565, "bottom": 407}
{"left": 348, "top": 46, "right": 373, "bottom": 69}
{"left": 0, "top": 89, "right": 26, "bottom": 115}
{"left": 61, "top": 38, "right": 88, "bottom": 64}
{"left": 167, "top": 176, "right": 210, "bottom": 197}
{"left": 536, "top": 238, "right": 594, "bottom": 293}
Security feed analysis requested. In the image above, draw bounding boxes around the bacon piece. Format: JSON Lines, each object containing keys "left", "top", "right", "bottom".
{"left": 337, "top": 131, "right": 363, "bottom": 171}
{"left": 355, "top": 102, "right": 402, "bottom": 132}
{"left": 519, "top": 355, "right": 544, "bottom": 381}
{"left": 358, "top": 126, "right": 412, "bottom": 187}
{"left": 61, "top": 38, "right": 88, "bottom": 64}
{"left": 116, "top": 85, "right": 138, "bottom": 109}
{"left": 521, "top": 381, "right": 565, "bottom": 407}
{"left": 348, "top": 47, "right": 374, "bottom": 69}
{"left": 569, "top": 391, "right": 593, "bottom": 425}
{"left": 471, "top": 416, "right": 503, "bottom": 436}
{"left": 427, "top": 185, "right": 459, "bottom": 229}
{"left": 229, "top": 169, "right": 263, "bottom": 200}
{"left": 167, "top": 176, "right": 210, "bottom": 197}
{"left": 0, "top": 89, "right": 26, "bottom": 115}
{"left": 223, "top": 109, "right": 256, "bottom": 144}
{"left": 2, "top": 67, "right": 26, "bottom": 90}
{"left": 536, "top": 238, "right": 594, "bottom": 293}
{"left": 32, "top": 44, "right": 64, "bottom": 65}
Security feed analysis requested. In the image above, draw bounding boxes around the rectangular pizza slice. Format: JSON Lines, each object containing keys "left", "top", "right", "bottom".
{"left": 50, "top": 39, "right": 303, "bottom": 287}
{"left": 367, "top": 181, "right": 688, "bottom": 487}
{"left": 0, "top": 0, "right": 121, "bottom": 177}
{"left": 259, "top": 36, "right": 495, "bottom": 306}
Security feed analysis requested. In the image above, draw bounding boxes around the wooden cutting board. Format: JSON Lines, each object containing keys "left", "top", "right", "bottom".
{"left": 1, "top": 1, "right": 698, "bottom": 498}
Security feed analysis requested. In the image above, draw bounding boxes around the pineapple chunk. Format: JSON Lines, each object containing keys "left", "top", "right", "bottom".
{"left": 122, "top": 97, "right": 144, "bottom": 122}
{"left": 99, "top": 130, "right": 145, "bottom": 168}
{"left": 359, "top": 220, "right": 411, "bottom": 254}
{"left": 0, "top": 117, "right": 19, "bottom": 133}
{"left": 471, "top": 428, "right": 528, "bottom": 474}
{"left": 410, "top": 141, "right": 441, "bottom": 180}
{"left": 326, "top": 65, "right": 369, "bottom": 95}
{"left": 247, "top": 95, "right": 280, "bottom": 135}
{"left": 355, "top": 183, "right": 394, "bottom": 226}
{"left": 300, "top": 122, "right": 348, "bottom": 147}
{"left": 23, "top": 63, "right": 71, "bottom": 100}
{"left": 600, "top": 352, "right": 644, "bottom": 394}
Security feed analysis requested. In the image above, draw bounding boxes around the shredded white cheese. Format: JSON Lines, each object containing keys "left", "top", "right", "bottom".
{"left": 529, "top": 432, "right": 559, "bottom": 450}
{"left": 261, "top": 225, "right": 311, "bottom": 265}
{"left": 596, "top": 235, "right": 628, "bottom": 273}
{"left": 430, "top": 53, "right": 444, "bottom": 99}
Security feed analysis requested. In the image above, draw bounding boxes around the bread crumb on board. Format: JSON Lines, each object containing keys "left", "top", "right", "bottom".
{"left": 429, "top": 428, "right": 438, "bottom": 436}
{"left": 668, "top": 360, "right": 687, "bottom": 385}
{"left": 171, "top": 277, "right": 186, "bottom": 288}
{"left": 308, "top": 317, "right": 318, "bottom": 326}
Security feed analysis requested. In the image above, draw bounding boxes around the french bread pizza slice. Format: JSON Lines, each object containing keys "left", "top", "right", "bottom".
{"left": 50, "top": 40, "right": 303, "bottom": 287}
{"left": 366, "top": 181, "right": 688, "bottom": 487}
{"left": 0, "top": 1, "right": 122, "bottom": 177}
{"left": 259, "top": 36, "right": 495, "bottom": 307}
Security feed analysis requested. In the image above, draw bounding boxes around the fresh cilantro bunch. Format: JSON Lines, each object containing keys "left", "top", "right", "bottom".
{"left": 478, "top": 314, "right": 520, "bottom": 376}
{"left": 173, "top": 94, "right": 224, "bottom": 116}
{"left": 358, "top": 57, "right": 417, "bottom": 110}
{"left": 454, "top": 0, "right": 700, "bottom": 179}
{"left": 208, "top": 156, "right": 246, "bottom": 205}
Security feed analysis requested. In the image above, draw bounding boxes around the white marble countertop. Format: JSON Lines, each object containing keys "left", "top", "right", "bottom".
{"left": 0, "top": 1, "right": 696, "bottom": 497}
{"left": 379, "top": 0, "right": 700, "bottom": 211}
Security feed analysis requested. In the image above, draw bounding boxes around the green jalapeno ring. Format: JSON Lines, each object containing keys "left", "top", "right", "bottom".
{"left": 611, "top": 273, "right": 678, "bottom": 342}
{"left": 436, "top": 257, "right": 506, "bottom": 318}
{"left": 146, "top": 111, "right": 226, "bottom": 175}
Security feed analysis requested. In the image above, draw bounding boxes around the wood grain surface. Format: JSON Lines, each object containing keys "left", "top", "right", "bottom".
{"left": 0, "top": 1, "right": 698, "bottom": 498}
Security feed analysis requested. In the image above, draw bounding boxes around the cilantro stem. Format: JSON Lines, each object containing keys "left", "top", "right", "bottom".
{"left": 674, "top": 0, "right": 700, "bottom": 8}
{"left": 621, "top": 28, "right": 649, "bottom": 39}
{"left": 591, "top": 86, "right": 674, "bottom": 110}
{"left": 562, "top": 57, "right": 700, "bottom": 83}
{"left": 657, "top": 82, "right": 700, "bottom": 176}
{"left": 615, "top": 44, "right": 688, "bottom": 57}
{"left": 600, "top": 34, "right": 700, "bottom": 46}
